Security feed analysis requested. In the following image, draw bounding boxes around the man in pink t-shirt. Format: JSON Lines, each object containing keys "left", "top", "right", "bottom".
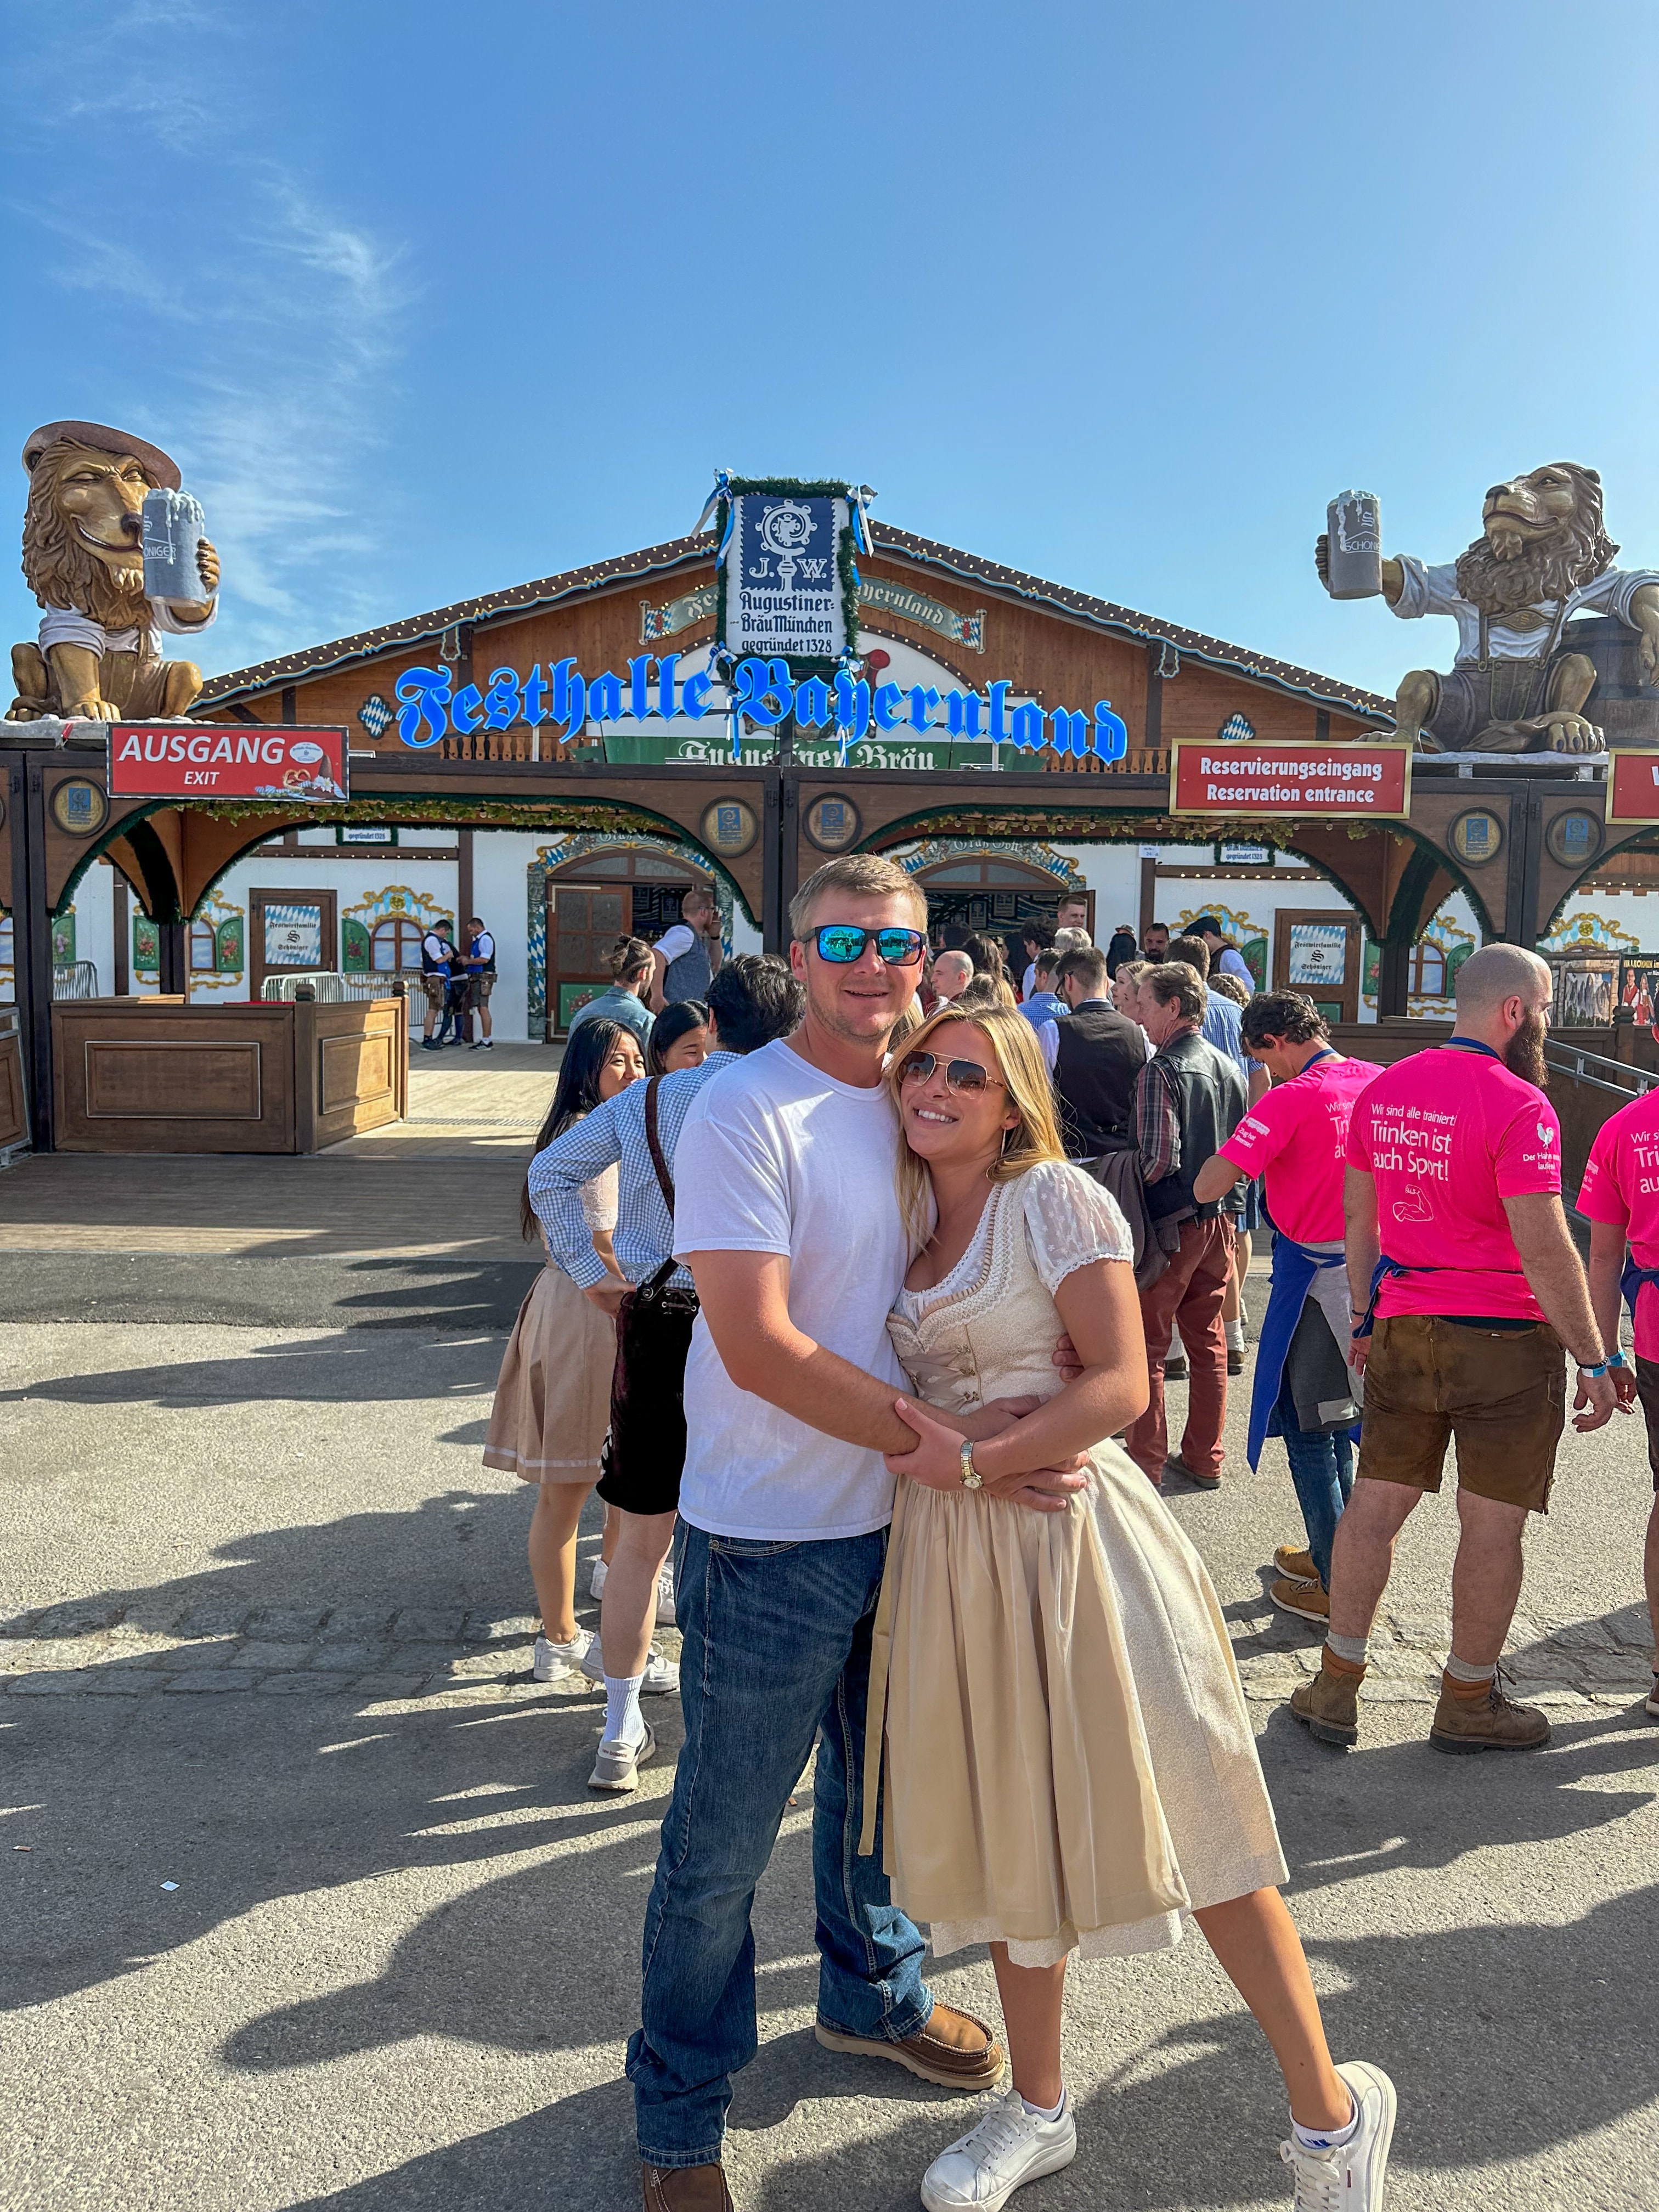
{"left": 1290, "top": 945, "right": 1618, "bottom": 1758}
{"left": 1194, "top": 992, "right": 1376, "bottom": 1620}
{"left": 1580, "top": 1090, "right": 1659, "bottom": 1716}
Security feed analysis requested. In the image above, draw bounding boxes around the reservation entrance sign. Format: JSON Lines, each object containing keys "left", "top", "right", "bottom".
{"left": 1169, "top": 737, "right": 1412, "bottom": 819}
{"left": 109, "top": 724, "right": 349, "bottom": 802}
{"left": 1605, "top": 749, "right": 1659, "bottom": 825}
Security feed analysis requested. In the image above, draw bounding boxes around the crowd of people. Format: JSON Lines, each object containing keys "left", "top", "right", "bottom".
{"left": 478, "top": 857, "right": 1658, "bottom": 2212}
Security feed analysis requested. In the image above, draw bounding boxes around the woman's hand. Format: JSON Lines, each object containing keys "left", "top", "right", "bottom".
{"left": 885, "top": 1397, "right": 1087, "bottom": 1514}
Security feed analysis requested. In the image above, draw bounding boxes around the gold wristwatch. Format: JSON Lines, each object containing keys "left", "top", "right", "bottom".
{"left": 959, "top": 1437, "right": 984, "bottom": 1491}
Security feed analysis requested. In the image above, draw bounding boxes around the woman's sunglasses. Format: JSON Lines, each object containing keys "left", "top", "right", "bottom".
{"left": 810, "top": 924, "right": 927, "bottom": 966}
{"left": 897, "top": 1051, "right": 1007, "bottom": 1096}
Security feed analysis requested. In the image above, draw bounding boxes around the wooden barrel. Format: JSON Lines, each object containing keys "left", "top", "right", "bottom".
{"left": 1558, "top": 615, "right": 1659, "bottom": 747}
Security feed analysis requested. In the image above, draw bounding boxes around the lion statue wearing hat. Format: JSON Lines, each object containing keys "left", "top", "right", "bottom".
{"left": 7, "top": 420, "right": 219, "bottom": 724}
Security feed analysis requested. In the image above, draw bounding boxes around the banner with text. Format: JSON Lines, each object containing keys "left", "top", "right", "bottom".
{"left": 109, "top": 725, "right": 349, "bottom": 802}
{"left": 1169, "top": 738, "right": 1411, "bottom": 819}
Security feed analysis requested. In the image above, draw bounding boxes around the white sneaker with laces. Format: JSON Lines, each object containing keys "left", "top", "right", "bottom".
{"left": 589, "top": 1718, "right": 656, "bottom": 1792}
{"left": 589, "top": 1558, "right": 608, "bottom": 1601}
{"left": 578, "top": 1642, "right": 679, "bottom": 1695}
{"left": 920, "top": 2088, "right": 1076, "bottom": 2211}
{"left": 532, "top": 1630, "right": 591, "bottom": 1684}
{"left": 655, "top": 1564, "right": 676, "bottom": 1627}
{"left": 1279, "top": 2061, "right": 1396, "bottom": 2211}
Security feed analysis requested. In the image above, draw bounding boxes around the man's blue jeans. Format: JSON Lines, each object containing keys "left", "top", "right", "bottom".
{"left": 628, "top": 1521, "right": 932, "bottom": 2169}
{"left": 1277, "top": 1364, "right": 1355, "bottom": 1591}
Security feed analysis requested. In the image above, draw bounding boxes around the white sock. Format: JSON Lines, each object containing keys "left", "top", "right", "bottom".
{"left": 1225, "top": 1318, "right": 1245, "bottom": 1353}
{"left": 1020, "top": 2087, "right": 1065, "bottom": 2123}
{"left": 603, "top": 1672, "right": 646, "bottom": 1747}
{"left": 1292, "top": 2095, "right": 1358, "bottom": 2152}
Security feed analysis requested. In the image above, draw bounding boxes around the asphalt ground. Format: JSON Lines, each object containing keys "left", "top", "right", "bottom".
{"left": 5, "top": 1315, "right": 1659, "bottom": 2212}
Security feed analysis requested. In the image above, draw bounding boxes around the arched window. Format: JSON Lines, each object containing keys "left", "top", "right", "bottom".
{"left": 1410, "top": 939, "right": 1447, "bottom": 995}
{"left": 371, "top": 916, "right": 426, "bottom": 970}
{"left": 189, "top": 921, "right": 218, "bottom": 972}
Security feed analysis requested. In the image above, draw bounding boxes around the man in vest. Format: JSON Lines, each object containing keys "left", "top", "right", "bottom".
{"left": 1291, "top": 945, "right": 1619, "bottom": 1755}
{"left": 651, "top": 888, "right": 723, "bottom": 1011}
{"left": 1037, "top": 944, "right": 1148, "bottom": 1159}
{"left": 462, "top": 915, "right": 496, "bottom": 1051}
{"left": 1125, "top": 961, "right": 1247, "bottom": 1489}
{"left": 418, "top": 921, "right": 457, "bottom": 1052}
{"left": 1192, "top": 993, "right": 1376, "bottom": 1620}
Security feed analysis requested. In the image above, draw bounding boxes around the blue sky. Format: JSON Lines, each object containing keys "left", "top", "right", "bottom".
{"left": 3, "top": 1, "right": 1655, "bottom": 701}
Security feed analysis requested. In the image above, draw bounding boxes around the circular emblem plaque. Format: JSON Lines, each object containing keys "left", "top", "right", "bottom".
{"left": 699, "top": 797, "right": 758, "bottom": 859}
{"left": 804, "top": 794, "right": 862, "bottom": 854}
{"left": 1448, "top": 806, "right": 1504, "bottom": 867}
{"left": 1544, "top": 808, "right": 1602, "bottom": 870}
{"left": 49, "top": 778, "right": 109, "bottom": 837}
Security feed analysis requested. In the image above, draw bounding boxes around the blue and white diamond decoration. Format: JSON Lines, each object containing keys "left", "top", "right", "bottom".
{"left": 1218, "top": 713, "right": 1256, "bottom": 741}
{"left": 358, "top": 695, "right": 394, "bottom": 737}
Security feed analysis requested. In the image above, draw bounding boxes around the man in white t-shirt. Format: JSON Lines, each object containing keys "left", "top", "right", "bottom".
{"left": 629, "top": 854, "right": 1087, "bottom": 2208}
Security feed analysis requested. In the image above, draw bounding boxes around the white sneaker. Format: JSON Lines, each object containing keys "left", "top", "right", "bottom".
{"left": 655, "top": 1564, "right": 676, "bottom": 1627}
{"left": 578, "top": 1643, "right": 679, "bottom": 1695}
{"left": 1280, "top": 2062, "right": 1396, "bottom": 2210}
{"left": 921, "top": 2089, "right": 1076, "bottom": 2211}
{"left": 532, "top": 1630, "right": 591, "bottom": 1684}
{"left": 588, "top": 1558, "right": 608, "bottom": 1601}
{"left": 589, "top": 1718, "right": 656, "bottom": 1792}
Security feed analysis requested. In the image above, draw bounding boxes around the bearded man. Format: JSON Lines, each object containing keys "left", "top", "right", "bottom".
{"left": 1290, "top": 945, "right": 1621, "bottom": 1759}
{"left": 1318, "top": 462, "right": 1659, "bottom": 752}
{"left": 9, "top": 420, "right": 218, "bottom": 724}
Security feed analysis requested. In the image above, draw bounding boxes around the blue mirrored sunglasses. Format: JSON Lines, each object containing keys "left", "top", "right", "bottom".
{"left": 810, "top": 924, "right": 927, "bottom": 966}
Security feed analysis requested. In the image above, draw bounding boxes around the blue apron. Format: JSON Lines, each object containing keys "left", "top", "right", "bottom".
{"left": 1246, "top": 1233, "right": 1351, "bottom": 1470}
{"left": 1621, "top": 1254, "right": 1659, "bottom": 1324}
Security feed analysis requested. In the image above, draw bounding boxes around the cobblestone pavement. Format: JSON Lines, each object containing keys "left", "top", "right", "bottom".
{"left": 5, "top": 1321, "right": 1659, "bottom": 2212}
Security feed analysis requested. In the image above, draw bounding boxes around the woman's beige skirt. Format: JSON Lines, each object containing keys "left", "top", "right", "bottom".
{"left": 864, "top": 1438, "right": 1287, "bottom": 1967}
{"left": 482, "top": 1263, "right": 616, "bottom": 1483}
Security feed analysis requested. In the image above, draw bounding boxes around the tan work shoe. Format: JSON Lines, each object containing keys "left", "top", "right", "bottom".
{"left": 815, "top": 2001, "right": 1005, "bottom": 2090}
{"left": 1429, "top": 1673, "right": 1550, "bottom": 1755}
{"left": 1289, "top": 1661, "right": 1362, "bottom": 1747}
{"left": 1271, "top": 1576, "right": 1329, "bottom": 1625}
{"left": 642, "top": 2160, "right": 733, "bottom": 2210}
{"left": 1273, "top": 1544, "right": 1318, "bottom": 1584}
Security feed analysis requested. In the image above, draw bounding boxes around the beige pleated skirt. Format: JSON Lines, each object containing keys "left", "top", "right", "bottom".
{"left": 482, "top": 1263, "right": 616, "bottom": 1483}
{"left": 862, "top": 1438, "right": 1286, "bottom": 1966}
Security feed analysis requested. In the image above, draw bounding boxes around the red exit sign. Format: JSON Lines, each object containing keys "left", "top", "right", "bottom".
{"left": 1605, "top": 750, "right": 1659, "bottom": 824}
{"left": 1169, "top": 738, "right": 1412, "bottom": 819}
{"left": 109, "top": 724, "right": 348, "bottom": 802}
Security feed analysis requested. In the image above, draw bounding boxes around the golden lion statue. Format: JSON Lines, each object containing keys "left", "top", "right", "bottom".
{"left": 1318, "top": 462, "right": 1659, "bottom": 752}
{"left": 8, "top": 418, "right": 219, "bottom": 723}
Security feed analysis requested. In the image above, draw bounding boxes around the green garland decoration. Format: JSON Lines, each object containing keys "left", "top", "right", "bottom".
{"left": 712, "top": 475, "right": 864, "bottom": 678}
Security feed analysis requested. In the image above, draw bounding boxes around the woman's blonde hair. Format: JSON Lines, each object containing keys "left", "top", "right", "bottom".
{"left": 888, "top": 1001, "right": 1068, "bottom": 1253}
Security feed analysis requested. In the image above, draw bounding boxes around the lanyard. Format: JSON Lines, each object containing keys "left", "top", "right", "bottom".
{"left": 1441, "top": 1038, "right": 1501, "bottom": 1060}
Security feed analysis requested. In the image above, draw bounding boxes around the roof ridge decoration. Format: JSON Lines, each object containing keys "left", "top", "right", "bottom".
{"left": 195, "top": 522, "right": 1392, "bottom": 721}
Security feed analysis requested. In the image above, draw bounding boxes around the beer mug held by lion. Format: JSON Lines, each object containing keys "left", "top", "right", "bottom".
{"left": 1323, "top": 492, "right": 1383, "bottom": 600}
{"left": 142, "top": 488, "right": 215, "bottom": 609}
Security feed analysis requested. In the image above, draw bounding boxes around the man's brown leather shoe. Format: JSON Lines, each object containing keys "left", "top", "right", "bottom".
{"left": 641, "top": 2160, "right": 733, "bottom": 2211}
{"left": 1429, "top": 1673, "right": 1550, "bottom": 1754}
{"left": 814, "top": 2001, "right": 1005, "bottom": 2090}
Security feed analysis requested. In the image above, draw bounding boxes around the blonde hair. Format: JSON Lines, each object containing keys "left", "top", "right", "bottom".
{"left": 956, "top": 972, "right": 1018, "bottom": 1013}
{"left": 888, "top": 1002, "right": 1068, "bottom": 1254}
{"left": 789, "top": 853, "right": 926, "bottom": 939}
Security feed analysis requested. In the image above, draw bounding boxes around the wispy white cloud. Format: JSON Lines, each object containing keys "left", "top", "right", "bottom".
{"left": 5, "top": 4, "right": 415, "bottom": 673}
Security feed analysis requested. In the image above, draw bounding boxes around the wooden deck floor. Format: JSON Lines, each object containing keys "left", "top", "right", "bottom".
{"left": 0, "top": 1043, "right": 560, "bottom": 1263}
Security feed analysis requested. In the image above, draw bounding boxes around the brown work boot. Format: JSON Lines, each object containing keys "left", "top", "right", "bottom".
{"left": 1271, "top": 1576, "right": 1329, "bottom": 1625}
{"left": 642, "top": 2162, "right": 733, "bottom": 2211}
{"left": 1289, "top": 1650, "right": 1364, "bottom": 1747}
{"left": 1429, "top": 1669, "right": 1550, "bottom": 1755}
{"left": 815, "top": 2000, "right": 1005, "bottom": 2090}
{"left": 1273, "top": 1544, "right": 1318, "bottom": 1584}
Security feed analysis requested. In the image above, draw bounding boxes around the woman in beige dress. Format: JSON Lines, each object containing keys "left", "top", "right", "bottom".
{"left": 483, "top": 1018, "right": 642, "bottom": 1683}
{"left": 864, "top": 1003, "right": 1396, "bottom": 2212}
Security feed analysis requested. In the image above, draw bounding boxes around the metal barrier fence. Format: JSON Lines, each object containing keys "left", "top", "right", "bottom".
{"left": 259, "top": 971, "right": 416, "bottom": 1003}
{"left": 1544, "top": 1039, "right": 1659, "bottom": 1101}
{"left": 52, "top": 962, "right": 100, "bottom": 1000}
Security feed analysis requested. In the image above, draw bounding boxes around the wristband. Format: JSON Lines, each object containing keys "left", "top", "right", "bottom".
{"left": 1578, "top": 1359, "right": 1610, "bottom": 1379}
{"left": 1607, "top": 1350, "right": 1628, "bottom": 1372}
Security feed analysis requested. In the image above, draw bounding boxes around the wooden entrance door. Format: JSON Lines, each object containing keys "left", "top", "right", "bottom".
{"left": 545, "top": 882, "right": 631, "bottom": 1037}
{"left": 249, "top": 888, "right": 337, "bottom": 1000}
{"left": 1273, "top": 909, "right": 1361, "bottom": 1025}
